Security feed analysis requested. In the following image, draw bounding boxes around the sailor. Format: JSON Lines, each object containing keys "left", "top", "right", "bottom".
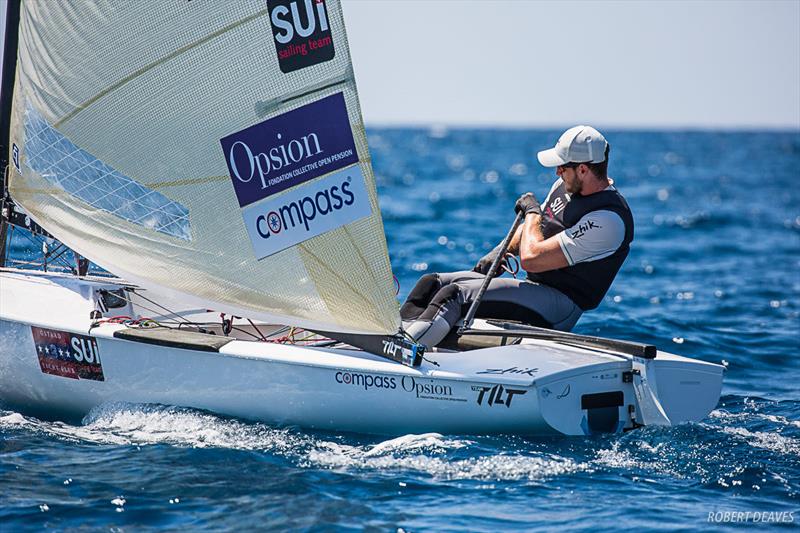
{"left": 400, "top": 125, "right": 634, "bottom": 348}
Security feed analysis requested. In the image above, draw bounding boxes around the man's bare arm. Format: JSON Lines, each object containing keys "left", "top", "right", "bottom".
{"left": 518, "top": 213, "right": 569, "bottom": 273}
{"left": 506, "top": 224, "right": 524, "bottom": 255}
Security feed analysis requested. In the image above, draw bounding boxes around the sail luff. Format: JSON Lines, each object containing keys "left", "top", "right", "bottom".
{"left": 1, "top": 0, "right": 22, "bottom": 267}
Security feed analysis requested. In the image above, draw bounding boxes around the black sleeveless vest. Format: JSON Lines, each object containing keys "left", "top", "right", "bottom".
{"left": 527, "top": 181, "right": 634, "bottom": 311}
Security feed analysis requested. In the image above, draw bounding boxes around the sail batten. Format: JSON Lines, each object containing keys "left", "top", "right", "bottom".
{"left": 8, "top": 0, "right": 401, "bottom": 335}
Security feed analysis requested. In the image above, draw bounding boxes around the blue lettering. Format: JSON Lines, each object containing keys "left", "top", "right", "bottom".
{"left": 342, "top": 180, "right": 354, "bottom": 205}
{"left": 315, "top": 190, "right": 332, "bottom": 215}
{"left": 299, "top": 197, "right": 316, "bottom": 230}
{"left": 253, "top": 178, "right": 361, "bottom": 241}
{"left": 279, "top": 203, "right": 302, "bottom": 229}
{"left": 256, "top": 215, "right": 270, "bottom": 238}
{"left": 330, "top": 186, "right": 343, "bottom": 209}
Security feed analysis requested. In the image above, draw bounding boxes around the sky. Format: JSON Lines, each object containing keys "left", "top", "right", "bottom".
{"left": 2, "top": 0, "right": 799, "bottom": 129}
{"left": 343, "top": 0, "right": 800, "bottom": 128}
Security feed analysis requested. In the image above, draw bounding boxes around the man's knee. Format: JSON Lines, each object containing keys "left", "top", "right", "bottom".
{"left": 400, "top": 273, "right": 442, "bottom": 320}
{"left": 418, "top": 283, "right": 462, "bottom": 321}
{"left": 416, "top": 273, "right": 441, "bottom": 290}
{"left": 405, "top": 283, "right": 464, "bottom": 347}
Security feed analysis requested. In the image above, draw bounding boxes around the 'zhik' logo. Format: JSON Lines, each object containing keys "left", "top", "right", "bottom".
{"left": 570, "top": 220, "right": 601, "bottom": 239}
{"left": 269, "top": 0, "right": 335, "bottom": 73}
{"left": 477, "top": 367, "right": 538, "bottom": 376}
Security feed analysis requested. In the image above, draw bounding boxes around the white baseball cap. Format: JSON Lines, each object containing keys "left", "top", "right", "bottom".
{"left": 537, "top": 125, "right": 608, "bottom": 167}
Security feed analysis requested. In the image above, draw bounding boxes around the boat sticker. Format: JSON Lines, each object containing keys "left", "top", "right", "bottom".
{"left": 333, "top": 372, "right": 467, "bottom": 402}
{"left": 220, "top": 93, "right": 357, "bottom": 207}
{"left": 268, "top": 0, "right": 335, "bottom": 73}
{"left": 241, "top": 164, "right": 371, "bottom": 260}
{"left": 31, "top": 327, "right": 104, "bottom": 381}
{"left": 400, "top": 376, "right": 467, "bottom": 403}
{"left": 472, "top": 384, "right": 526, "bottom": 408}
{"left": 591, "top": 372, "right": 619, "bottom": 380}
{"left": 335, "top": 371, "right": 397, "bottom": 391}
{"left": 477, "top": 366, "right": 538, "bottom": 376}
{"left": 556, "top": 384, "right": 571, "bottom": 399}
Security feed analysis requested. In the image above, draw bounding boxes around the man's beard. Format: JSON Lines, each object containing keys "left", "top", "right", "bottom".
{"left": 565, "top": 178, "right": 582, "bottom": 195}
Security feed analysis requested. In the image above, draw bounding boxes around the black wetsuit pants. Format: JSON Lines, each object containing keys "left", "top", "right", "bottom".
{"left": 400, "top": 271, "right": 582, "bottom": 348}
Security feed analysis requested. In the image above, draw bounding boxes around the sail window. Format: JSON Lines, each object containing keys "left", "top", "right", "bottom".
{"left": 23, "top": 105, "right": 192, "bottom": 241}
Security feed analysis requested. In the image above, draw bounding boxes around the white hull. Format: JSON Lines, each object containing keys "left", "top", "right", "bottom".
{"left": 0, "top": 270, "right": 724, "bottom": 436}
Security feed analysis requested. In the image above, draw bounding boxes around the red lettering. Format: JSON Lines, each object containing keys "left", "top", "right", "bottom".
{"left": 308, "top": 36, "right": 331, "bottom": 50}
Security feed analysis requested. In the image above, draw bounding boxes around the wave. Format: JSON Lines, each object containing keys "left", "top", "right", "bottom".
{"left": 2, "top": 394, "right": 797, "bottom": 490}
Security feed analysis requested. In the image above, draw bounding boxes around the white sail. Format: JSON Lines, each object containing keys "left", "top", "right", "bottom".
{"left": 6, "top": 0, "right": 400, "bottom": 335}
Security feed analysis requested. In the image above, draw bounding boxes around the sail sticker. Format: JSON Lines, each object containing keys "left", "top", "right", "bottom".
{"left": 31, "top": 326, "right": 105, "bottom": 381}
{"left": 268, "top": 0, "right": 335, "bottom": 73}
{"left": 240, "top": 164, "right": 371, "bottom": 260}
{"left": 23, "top": 104, "right": 191, "bottom": 241}
{"left": 12, "top": 143, "right": 19, "bottom": 170}
{"left": 220, "top": 92, "right": 357, "bottom": 207}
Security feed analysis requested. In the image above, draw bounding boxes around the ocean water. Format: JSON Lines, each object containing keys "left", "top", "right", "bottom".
{"left": 2, "top": 129, "right": 799, "bottom": 530}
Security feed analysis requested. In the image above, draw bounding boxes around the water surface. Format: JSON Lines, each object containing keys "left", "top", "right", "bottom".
{"left": 2, "top": 128, "right": 799, "bottom": 530}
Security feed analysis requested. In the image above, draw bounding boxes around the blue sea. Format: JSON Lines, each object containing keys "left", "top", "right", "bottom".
{"left": 2, "top": 129, "right": 799, "bottom": 531}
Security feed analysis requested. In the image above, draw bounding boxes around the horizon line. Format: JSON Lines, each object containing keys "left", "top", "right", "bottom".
{"left": 362, "top": 121, "right": 800, "bottom": 132}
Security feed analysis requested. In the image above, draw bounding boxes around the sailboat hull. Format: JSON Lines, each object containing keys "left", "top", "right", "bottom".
{"left": 0, "top": 270, "right": 724, "bottom": 436}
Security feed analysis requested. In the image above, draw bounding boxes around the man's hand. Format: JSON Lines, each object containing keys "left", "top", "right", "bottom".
{"left": 473, "top": 246, "right": 506, "bottom": 276}
{"left": 515, "top": 192, "right": 542, "bottom": 217}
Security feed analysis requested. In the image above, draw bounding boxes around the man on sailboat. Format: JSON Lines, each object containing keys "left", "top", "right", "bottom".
{"left": 400, "top": 125, "right": 634, "bottom": 348}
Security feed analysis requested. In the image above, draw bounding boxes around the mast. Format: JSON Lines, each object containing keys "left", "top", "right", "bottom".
{"left": 0, "top": 0, "right": 21, "bottom": 266}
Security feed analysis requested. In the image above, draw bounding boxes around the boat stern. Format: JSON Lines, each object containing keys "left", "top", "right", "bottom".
{"left": 529, "top": 346, "right": 724, "bottom": 436}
